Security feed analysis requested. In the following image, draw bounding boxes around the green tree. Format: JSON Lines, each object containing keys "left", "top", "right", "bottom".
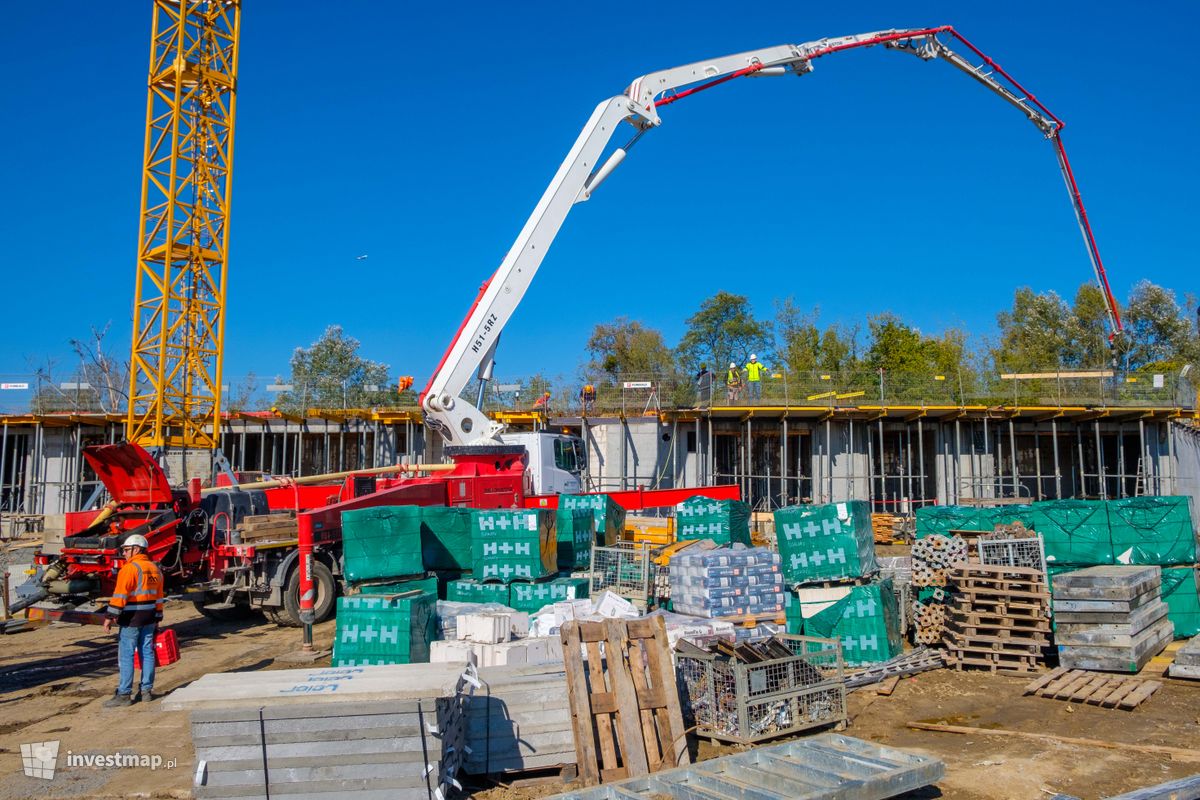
{"left": 678, "top": 291, "right": 771, "bottom": 372}
{"left": 1125, "top": 280, "right": 1199, "bottom": 370}
{"left": 865, "top": 314, "right": 933, "bottom": 372}
{"left": 585, "top": 317, "right": 676, "bottom": 382}
{"left": 992, "top": 288, "right": 1073, "bottom": 372}
{"left": 278, "top": 325, "right": 391, "bottom": 410}
{"left": 1066, "top": 283, "right": 1115, "bottom": 368}
{"left": 774, "top": 299, "right": 858, "bottom": 374}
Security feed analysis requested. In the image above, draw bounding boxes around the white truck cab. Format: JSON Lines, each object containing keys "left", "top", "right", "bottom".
{"left": 502, "top": 431, "right": 584, "bottom": 495}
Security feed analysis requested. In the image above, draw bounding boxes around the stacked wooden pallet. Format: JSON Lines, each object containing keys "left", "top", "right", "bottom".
{"left": 941, "top": 564, "right": 1050, "bottom": 673}
{"left": 238, "top": 510, "right": 298, "bottom": 542}
{"left": 1169, "top": 634, "right": 1200, "bottom": 680}
{"left": 465, "top": 664, "right": 574, "bottom": 776}
{"left": 871, "top": 513, "right": 905, "bottom": 545}
{"left": 1023, "top": 667, "right": 1162, "bottom": 710}
{"left": 1054, "top": 566, "right": 1174, "bottom": 673}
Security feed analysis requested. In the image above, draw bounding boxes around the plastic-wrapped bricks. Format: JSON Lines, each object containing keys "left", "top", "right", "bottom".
{"left": 669, "top": 545, "right": 785, "bottom": 619}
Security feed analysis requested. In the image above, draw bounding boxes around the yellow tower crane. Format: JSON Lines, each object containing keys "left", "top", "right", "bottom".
{"left": 126, "top": 0, "right": 241, "bottom": 450}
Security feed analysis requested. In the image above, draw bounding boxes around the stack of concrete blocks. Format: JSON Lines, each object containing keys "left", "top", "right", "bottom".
{"left": 464, "top": 664, "right": 575, "bottom": 776}
{"left": 430, "top": 609, "right": 564, "bottom": 667}
{"left": 166, "top": 662, "right": 477, "bottom": 800}
{"left": 1168, "top": 634, "right": 1200, "bottom": 679}
{"left": 1053, "top": 566, "right": 1174, "bottom": 672}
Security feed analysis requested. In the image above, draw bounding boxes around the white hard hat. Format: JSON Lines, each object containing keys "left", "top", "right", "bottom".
{"left": 123, "top": 534, "right": 149, "bottom": 549}
{"left": 750, "top": 353, "right": 757, "bottom": 360}
{"left": 729, "top": 362, "right": 736, "bottom": 369}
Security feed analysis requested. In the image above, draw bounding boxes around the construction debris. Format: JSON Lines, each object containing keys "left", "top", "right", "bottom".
{"left": 941, "top": 564, "right": 1051, "bottom": 673}
{"left": 543, "top": 733, "right": 945, "bottom": 800}
{"left": 1053, "top": 566, "right": 1174, "bottom": 672}
{"left": 1022, "top": 667, "right": 1162, "bottom": 710}
{"left": 561, "top": 615, "right": 689, "bottom": 785}
{"left": 844, "top": 646, "right": 946, "bottom": 690}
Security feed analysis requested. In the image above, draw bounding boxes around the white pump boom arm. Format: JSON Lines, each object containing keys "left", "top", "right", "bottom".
{"left": 420, "top": 26, "right": 1123, "bottom": 447}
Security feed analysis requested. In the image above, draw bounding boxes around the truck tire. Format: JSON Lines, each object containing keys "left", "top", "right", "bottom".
{"left": 275, "top": 561, "right": 336, "bottom": 628}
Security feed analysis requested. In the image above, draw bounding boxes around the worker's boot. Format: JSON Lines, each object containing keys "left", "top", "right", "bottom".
{"left": 131, "top": 690, "right": 155, "bottom": 703}
{"left": 103, "top": 693, "right": 133, "bottom": 708}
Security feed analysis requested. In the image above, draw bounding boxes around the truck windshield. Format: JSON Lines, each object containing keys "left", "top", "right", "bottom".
{"left": 553, "top": 438, "right": 581, "bottom": 474}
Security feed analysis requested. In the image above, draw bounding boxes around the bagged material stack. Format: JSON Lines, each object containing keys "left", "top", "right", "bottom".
{"left": 1108, "top": 496, "right": 1197, "bottom": 566}
{"left": 796, "top": 579, "right": 903, "bottom": 666}
{"left": 334, "top": 590, "right": 437, "bottom": 666}
{"left": 774, "top": 500, "right": 876, "bottom": 585}
{"left": 675, "top": 497, "right": 751, "bottom": 545}
{"left": 508, "top": 576, "right": 590, "bottom": 613}
{"left": 560, "top": 494, "right": 625, "bottom": 546}
{"left": 420, "top": 506, "right": 475, "bottom": 571}
{"left": 1024, "top": 500, "right": 1114, "bottom": 566}
{"left": 669, "top": 546, "right": 784, "bottom": 619}
{"left": 471, "top": 509, "right": 557, "bottom": 582}
{"left": 341, "top": 506, "right": 425, "bottom": 582}
{"left": 446, "top": 579, "right": 511, "bottom": 605}
{"left": 1160, "top": 567, "right": 1200, "bottom": 638}
{"left": 1053, "top": 565, "right": 1174, "bottom": 672}
{"left": 555, "top": 507, "right": 594, "bottom": 569}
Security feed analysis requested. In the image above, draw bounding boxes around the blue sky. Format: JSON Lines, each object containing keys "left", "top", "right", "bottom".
{"left": 1, "top": 2, "right": 1196, "bottom": 389}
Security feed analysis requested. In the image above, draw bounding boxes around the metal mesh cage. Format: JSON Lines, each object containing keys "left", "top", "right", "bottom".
{"left": 590, "top": 543, "right": 654, "bottom": 606}
{"left": 675, "top": 635, "right": 846, "bottom": 744}
{"left": 978, "top": 534, "right": 1047, "bottom": 573}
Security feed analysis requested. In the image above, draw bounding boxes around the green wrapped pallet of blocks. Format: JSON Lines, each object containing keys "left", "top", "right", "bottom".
{"left": 341, "top": 506, "right": 425, "bottom": 582}
{"left": 784, "top": 589, "right": 802, "bottom": 635}
{"left": 802, "top": 579, "right": 903, "bottom": 666}
{"left": 560, "top": 494, "right": 626, "bottom": 546}
{"left": 675, "top": 496, "right": 751, "bottom": 545}
{"left": 774, "top": 500, "right": 875, "bottom": 585}
{"left": 333, "top": 590, "right": 436, "bottom": 666}
{"left": 555, "top": 507, "right": 595, "bottom": 569}
{"left": 471, "top": 509, "right": 557, "bottom": 582}
{"left": 508, "top": 575, "right": 590, "bottom": 613}
{"left": 419, "top": 506, "right": 474, "bottom": 571}
{"left": 914, "top": 506, "right": 986, "bottom": 538}
{"left": 1161, "top": 567, "right": 1200, "bottom": 638}
{"left": 445, "top": 578, "right": 510, "bottom": 604}
{"left": 348, "top": 575, "right": 438, "bottom": 597}
{"left": 1024, "top": 500, "right": 1114, "bottom": 566}
{"left": 1108, "top": 496, "right": 1197, "bottom": 566}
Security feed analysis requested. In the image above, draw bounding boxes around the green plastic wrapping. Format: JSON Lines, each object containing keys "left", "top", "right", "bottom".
{"left": 674, "top": 497, "right": 751, "bottom": 545}
{"left": 445, "top": 578, "right": 510, "bottom": 604}
{"left": 419, "top": 506, "right": 475, "bottom": 571}
{"left": 555, "top": 508, "right": 595, "bottom": 569}
{"left": 349, "top": 575, "right": 437, "bottom": 597}
{"left": 333, "top": 589, "right": 436, "bottom": 666}
{"left": 802, "top": 579, "right": 903, "bottom": 666}
{"left": 508, "top": 575, "right": 591, "bottom": 613}
{"left": 784, "top": 589, "right": 802, "bottom": 635}
{"left": 914, "top": 506, "right": 986, "bottom": 538}
{"left": 341, "top": 506, "right": 425, "bottom": 582}
{"left": 471, "top": 509, "right": 557, "bottom": 583}
{"left": 560, "top": 494, "right": 626, "bottom": 545}
{"left": 1108, "top": 496, "right": 1197, "bottom": 566}
{"left": 1025, "top": 500, "right": 1115, "bottom": 566}
{"left": 774, "top": 500, "right": 876, "bottom": 585}
{"left": 1160, "top": 567, "right": 1200, "bottom": 638}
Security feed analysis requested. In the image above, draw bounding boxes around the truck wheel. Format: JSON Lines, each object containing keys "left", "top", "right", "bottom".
{"left": 276, "top": 561, "right": 336, "bottom": 627}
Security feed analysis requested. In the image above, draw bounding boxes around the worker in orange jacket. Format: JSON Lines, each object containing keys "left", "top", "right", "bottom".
{"left": 102, "top": 534, "right": 164, "bottom": 707}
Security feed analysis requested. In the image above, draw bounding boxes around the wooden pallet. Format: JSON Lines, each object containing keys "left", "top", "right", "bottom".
{"left": 561, "top": 615, "right": 689, "bottom": 786}
{"left": 238, "top": 511, "right": 299, "bottom": 541}
{"left": 942, "top": 564, "right": 1050, "bottom": 673}
{"left": 1023, "top": 667, "right": 1162, "bottom": 710}
{"left": 871, "top": 513, "right": 905, "bottom": 545}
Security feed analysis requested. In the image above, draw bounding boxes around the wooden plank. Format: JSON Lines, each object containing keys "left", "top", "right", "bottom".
{"left": 1097, "top": 680, "right": 1142, "bottom": 709}
{"left": 1053, "top": 674, "right": 1096, "bottom": 700}
{"left": 624, "top": 633, "right": 664, "bottom": 771}
{"left": 1023, "top": 667, "right": 1068, "bottom": 695}
{"left": 1069, "top": 675, "right": 1113, "bottom": 702}
{"left": 874, "top": 675, "right": 901, "bottom": 696}
{"left": 1116, "top": 680, "right": 1161, "bottom": 710}
{"left": 585, "top": 636, "right": 620, "bottom": 780}
{"left": 907, "top": 722, "right": 1200, "bottom": 762}
{"left": 641, "top": 615, "right": 690, "bottom": 771}
{"left": 561, "top": 622, "right": 599, "bottom": 787}
{"left": 604, "top": 619, "right": 651, "bottom": 779}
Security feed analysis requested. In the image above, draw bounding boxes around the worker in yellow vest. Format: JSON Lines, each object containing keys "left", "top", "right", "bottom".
{"left": 725, "top": 362, "right": 743, "bottom": 403}
{"left": 745, "top": 354, "right": 764, "bottom": 402}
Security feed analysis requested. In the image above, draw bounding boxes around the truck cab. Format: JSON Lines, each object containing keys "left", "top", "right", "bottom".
{"left": 502, "top": 431, "right": 584, "bottom": 495}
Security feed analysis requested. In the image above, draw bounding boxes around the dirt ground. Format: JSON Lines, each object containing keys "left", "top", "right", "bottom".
{"left": 2, "top": 600, "right": 1199, "bottom": 799}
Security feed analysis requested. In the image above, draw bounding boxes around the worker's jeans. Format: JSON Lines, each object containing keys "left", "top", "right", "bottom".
{"left": 747, "top": 381, "right": 762, "bottom": 402}
{"left": 117, "top": 623, "right": 156, "bottom": 697}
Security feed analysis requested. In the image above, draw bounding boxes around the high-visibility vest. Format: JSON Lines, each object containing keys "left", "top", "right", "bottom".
{"left": 726, "top": 369, "right": 742, "bottom": 387}
{"left": 745, "top": 362, "right": 764, "bottom": 381}
{"left": 107, "top": 553, "right": 164, "bottom": 623}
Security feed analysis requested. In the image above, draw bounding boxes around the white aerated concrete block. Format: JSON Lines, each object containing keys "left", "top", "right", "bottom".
{"left": 454, "top": 611, "right": 531, "bottom": 644}
{"left": 430, "top": 639, "right": 478, "bottom": 663}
